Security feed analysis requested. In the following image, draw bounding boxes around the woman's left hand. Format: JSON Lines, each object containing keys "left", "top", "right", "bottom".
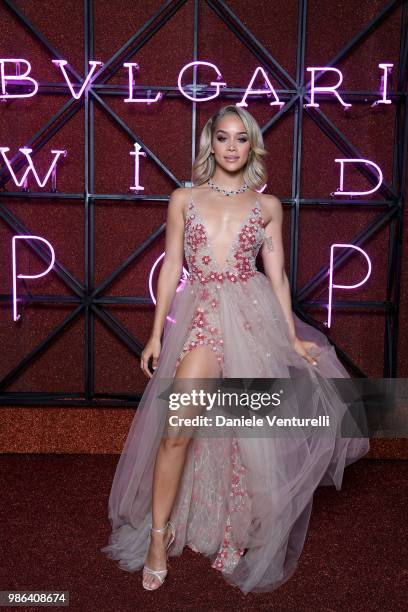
{"left": 292, "top": 337, "right": 320, "bottom": 366}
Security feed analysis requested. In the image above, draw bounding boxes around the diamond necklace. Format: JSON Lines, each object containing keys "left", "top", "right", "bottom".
{"left": 208, "top": 177, "right": 249, "bottom": 197}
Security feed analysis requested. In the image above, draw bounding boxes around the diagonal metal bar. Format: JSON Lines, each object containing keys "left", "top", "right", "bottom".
{"left": 94, "top": 0, "right": 187, "bottom": 85}
{"left": 91, "top": 304, "right": 145, "bottom": 356}
{"left": 304, "top": 0, "right": 401, "bottom": 89}
{"left": 91, "top": 221, "right": 167, "bottom": 298}
{"left": 293, "top": 305, "right": 369, "bottom": 377}
{"left": 3, "top": 0, "right": 82, "bottom": 82}
{"left": 303, "top": 104, "right": 398, "bottom": 200}
{"left": 90, "top": 89, "right": 182, "bottom": 185}
{"left": 207, "top": 0, "right": 297, "bottom": 89}
{"left": 260, "top": 93, "right": 300, "bottom": 135}
{"left": 0, "top": 304, "right": 84, "bottom": 390}
{"left": 297, "top": 205, "right": 399, "bottom": 302}
{"left": 0, "top": 204, "right": 85, "bottom": 295}
{"left": 0, "top": 97, "right": 83, "bottom": 187}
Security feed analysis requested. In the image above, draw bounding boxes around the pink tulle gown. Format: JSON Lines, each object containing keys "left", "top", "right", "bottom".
{"left": 101, "top": 190, "right": 370, "bottom": 594}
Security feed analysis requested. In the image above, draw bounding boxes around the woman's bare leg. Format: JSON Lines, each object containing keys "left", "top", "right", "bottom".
{"left": 143, "top": 345, "right": 221, "bottom": 589}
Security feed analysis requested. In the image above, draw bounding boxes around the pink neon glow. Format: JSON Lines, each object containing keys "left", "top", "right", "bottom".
{"left": 12, "top": 235, "right": 55, "bottom": 321}
{"left": 0, "top": 59, "right": 38, "bottom": 98}
{"left": 149, "top": 252, "right": 189, "bottom": 323}
{"left": 177, "top": 61, "right": 226, "bottom": 102}
{"left": 52, "top": 59, "right": 103, "bottom": 99}
{"left": 327, "top": 243, "right": 371, "bottom": 328}
{"left": 304, "top": 67, "right": 352, "bottom": 108}
{"left": 123, "top": 63, "right": 162, "bottom": 104}
{"left": 255, "top": 183, "right": 267, "bottom": 193}
{"left": 334, "top": 158, "right": 383, "bottom": 196}
{"left": 0, "top": 147, "right": 67, "bottom": 188}
{"left": 237, "top": 67, "right": 284, "bottom": 108}
{"left": 376, "top": 63, "right": 394, "bottom": 105}
{"left": 129, "top": 142, "right": 147, "bottom": 191}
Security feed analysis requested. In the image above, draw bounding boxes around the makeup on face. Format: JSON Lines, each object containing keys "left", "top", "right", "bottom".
{"left": 213, "top": 126, "right": 250, "bottom": 164}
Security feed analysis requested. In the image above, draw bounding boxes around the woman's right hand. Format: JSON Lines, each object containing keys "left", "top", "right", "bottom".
{"left": 140, "top": 336, "right": 162, "bottom": 378}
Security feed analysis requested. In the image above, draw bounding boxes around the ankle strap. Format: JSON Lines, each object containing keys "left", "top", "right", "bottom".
{"left": 151, "top": 521, "right": 170, "bottom": 533}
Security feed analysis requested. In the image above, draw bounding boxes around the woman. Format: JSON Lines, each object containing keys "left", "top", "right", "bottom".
{"left": 101, "top": 105, "right": 370, "bottom": 594}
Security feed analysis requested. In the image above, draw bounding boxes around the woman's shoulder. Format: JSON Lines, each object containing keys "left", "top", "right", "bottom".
{"left": 257, "top": 191, "right": 282, "bottom": 209}
{"left": 168, "top": 187, "right": 191, "bottom": 210}
{"left": 256, "top": 191, "right": 282, "bottom": 206}
{"left": 169, "top": 184, "right": 210, "bottom": 206}
{"left": 169, "top": 186, "right": 189, "bottom": 199}
{"left": 168, "top": 186, "right": 204, "bottom": 220}
{"left": 170, "top": 184, "right": 207, "bottom": 199}
{"left": 255, "top": 191, "right": 283, "bottom": 224}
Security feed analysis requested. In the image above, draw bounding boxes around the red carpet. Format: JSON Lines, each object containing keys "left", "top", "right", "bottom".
{"left": 0, "top": 455, "right": 406, "bottom": 611}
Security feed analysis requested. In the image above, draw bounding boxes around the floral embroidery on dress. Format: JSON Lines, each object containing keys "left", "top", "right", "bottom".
{"left": 171, "top": 199, "right": 262, "bottom": 574}
{"left": 174, "top": 300, "right": 225, "bottom": 369}
{"left": 174, "top": 200, "right": 265, "bottom": 371}
{"left": 211, "top": 438, "right": 251, "bottom": 574}
{"left": 184, "top": 200, "right": 264, "bottom": 284}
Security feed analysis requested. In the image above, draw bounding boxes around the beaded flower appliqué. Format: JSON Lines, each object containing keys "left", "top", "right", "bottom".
{"left": 174, "top": 199, "right": 266, "bottom": 372}
{"left": 184, "top": 199, "right": 265, "bottom": 284}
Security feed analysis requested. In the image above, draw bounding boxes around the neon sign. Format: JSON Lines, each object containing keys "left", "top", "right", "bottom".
{"left": 124, "top": 62, "right": 162, "bottom": 104}
{"left": 0, "top": 59, "right": 393, "bottom": 107}
{"left": 236, "top": 66, "right": 284, "bottom": 108}
{"left": 377, "top": 63, "right": 393, "bottom": 105}
{"left": 333, "top": 158, "right": 384, "bottom": 196}
{"left": 51, "top": 59, "right": 103, "bottom": 99}
{"left": 304, "top": 67, "right": 352, "bottom": 108}
{"left": 328, "top": 244, "right": 372, "bottom": 328}
{"left": 129, "top": 143, "right": 147, "bottom": 191}
{"left": 0, "top": 58, "right": 38, "bottom": 98}
{"left": 2, "top": 58, "right": 391, "bottom": 325}
{"left": 0, "top": 145, "right": 385, "bottom": 200}
{"left": 148, "top": 252, "right": 189, "bottom": 323}
{"left": 177, "top": 61, "right": 226, "bottom": 102}
{"left": 12, "top": 236, "right": 56, "bottom": 321}
{"left": 0, "top": 147, "right": 67, "bottom": 188}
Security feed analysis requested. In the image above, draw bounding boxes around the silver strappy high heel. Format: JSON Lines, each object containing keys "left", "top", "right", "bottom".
{"left": 142, "top": 521, "right": 175, "bottom": 590}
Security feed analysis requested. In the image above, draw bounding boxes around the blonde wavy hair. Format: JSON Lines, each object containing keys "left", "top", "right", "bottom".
{"left": 192, "top": 105, "right": 268, "bottom": 190}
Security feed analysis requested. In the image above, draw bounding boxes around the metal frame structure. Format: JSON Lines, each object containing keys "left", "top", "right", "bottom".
{"left": 0, "top": 0, "right": 407, "bottom": 407}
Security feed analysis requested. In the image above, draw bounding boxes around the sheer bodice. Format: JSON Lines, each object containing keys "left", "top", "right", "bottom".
{"left": 174, "top": 197, "right": 267, "bottom": 372}
{"left": 184, "top": 198, "right": 266, "bottom": 283}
